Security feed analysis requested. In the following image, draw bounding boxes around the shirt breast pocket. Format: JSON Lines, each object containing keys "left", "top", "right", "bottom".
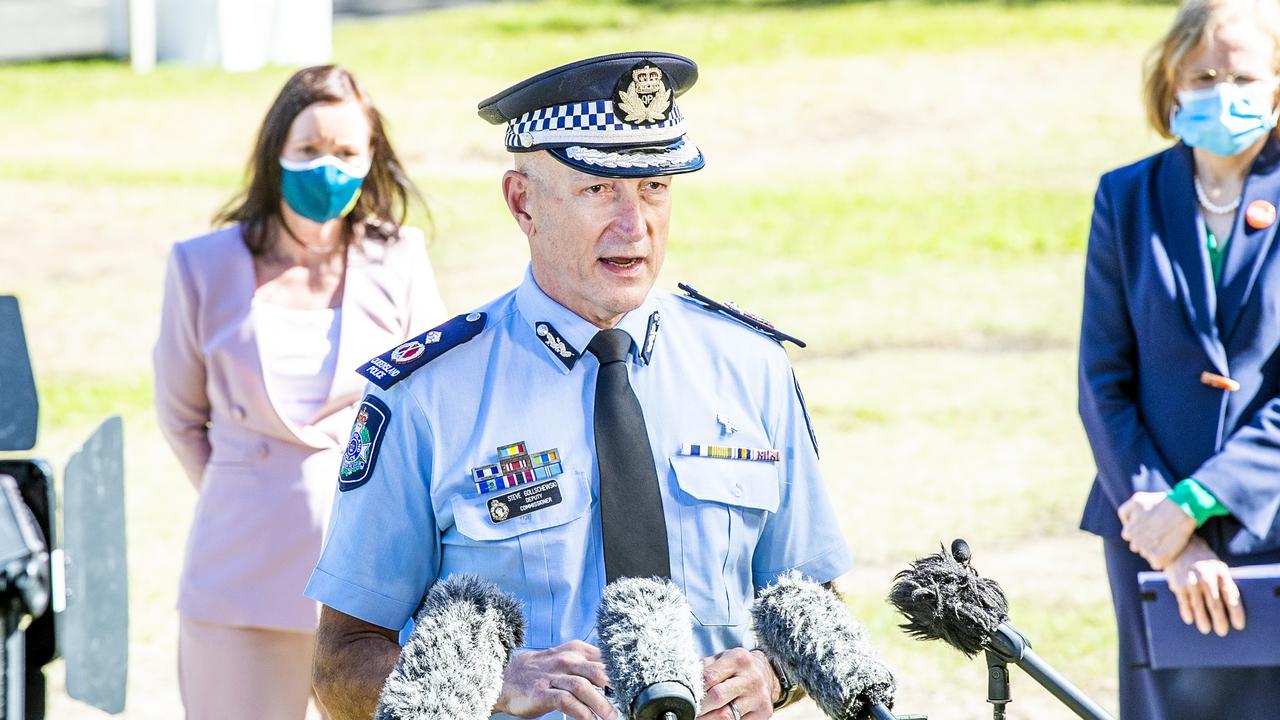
{"left": 669, "top": 455, "right": 780, "bottom": 627}
{"left": 449, "top": 471, "right": 594, "bottom": 648}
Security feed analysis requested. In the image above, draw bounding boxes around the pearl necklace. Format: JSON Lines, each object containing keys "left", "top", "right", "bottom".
{"left": 1194, "top": 177, "right": 1242, "bottom": 215}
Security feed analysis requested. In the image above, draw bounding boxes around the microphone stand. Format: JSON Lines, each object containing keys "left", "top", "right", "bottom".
{"left": 984, "top": 650, "right": 1010, "bottom": 720}
{"left": 984, "top": 623, "right": 1114, "bottom": 720}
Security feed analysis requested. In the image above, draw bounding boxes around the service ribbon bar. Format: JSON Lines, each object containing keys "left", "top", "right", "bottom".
{"left": 680, "top": 443, "right": 780, "bottom": 463}
{"left": 498, "top": 441, "right": 527, "bottom": 458}
{"left": 531, "top": 449, "right": 559, "bottom": 466}
{"left": 533, "top": 462, "right": 562, "bottom": 480}
{"left": 477, "top": 469, "right": 535, "bottom": 495}
{"left": 473, "top": 441, "right": 566, "bottom": 495}
{"left": 472, "top": 463, "right": 502, "bottom": 482}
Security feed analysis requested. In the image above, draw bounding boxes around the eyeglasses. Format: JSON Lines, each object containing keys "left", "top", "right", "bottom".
{"left": 1183, "top": 67, "right": 1278, "bottom": 90}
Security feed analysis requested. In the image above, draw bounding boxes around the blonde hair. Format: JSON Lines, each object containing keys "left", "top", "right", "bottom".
{"left": 1144, "top": 0, "right": 1280, "bottom": 138}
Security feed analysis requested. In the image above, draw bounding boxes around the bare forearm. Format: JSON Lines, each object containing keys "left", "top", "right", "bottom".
{"left": 314, "top": 608, "right": 401, "bottom": 720}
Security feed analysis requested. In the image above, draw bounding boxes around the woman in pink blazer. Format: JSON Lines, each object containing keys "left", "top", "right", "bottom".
{"left": 153, "top": 65, "right": 446, "bottom": 720}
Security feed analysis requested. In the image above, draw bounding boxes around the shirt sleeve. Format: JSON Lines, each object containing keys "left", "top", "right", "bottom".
{"left": 751, "top": 358, "right": 853, "bottom": 590}
{"left": 305, "top": 383, "right": 442, "bottom": 630}
{"left": 152, "top": 244, "right": 211, "bottom": 488}
{"left": 1168, "top": 477, "right": 1231, "bottom": 527}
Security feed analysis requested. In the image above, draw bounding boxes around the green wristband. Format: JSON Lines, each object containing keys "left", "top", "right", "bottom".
{"left": 1167, "top": 478, "right": 1230, "bottom": 528}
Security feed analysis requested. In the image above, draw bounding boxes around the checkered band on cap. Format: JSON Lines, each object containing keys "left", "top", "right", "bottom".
{"left": 504, "top": 99, "right": 686, "bottom": 150}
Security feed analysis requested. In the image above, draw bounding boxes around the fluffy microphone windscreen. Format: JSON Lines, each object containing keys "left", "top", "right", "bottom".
{"left": 375, "top": 574, "right": 526, "bottom": 720}
{"left": 752, "top": 571, "right": 896, "bottom": 719}
{"left": 887, "top": 541, "right": 1008, "bottom": 657}
{"left": 596, "top": 577, "right": 705, "bottom": 716}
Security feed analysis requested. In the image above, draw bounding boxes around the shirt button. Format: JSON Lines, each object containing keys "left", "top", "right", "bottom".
{"left": 232, "top": 405, "right": 247, "bottom": 421}
{"left": 732, "top": 483, "right": 744, "bottom": 498}
{"left": 256, "top": 441, "right": 270, "bottom": 460}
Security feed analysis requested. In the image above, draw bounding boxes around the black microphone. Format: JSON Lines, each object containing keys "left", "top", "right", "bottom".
{"left": 888, "top": 539, "right": 1114, "bottom": 720}
{"left": 375, "top": 574, "right": 526, "bottom": 720}
{"left": 752, "top": 571, "right": 912, "bottom": 720}
{"left": 596, "top": 577, "right": 704, "bottom": 720}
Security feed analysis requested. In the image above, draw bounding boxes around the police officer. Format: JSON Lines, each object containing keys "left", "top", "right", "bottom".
{"left": 306, "top": 52, "right": 852, "bottom": 720}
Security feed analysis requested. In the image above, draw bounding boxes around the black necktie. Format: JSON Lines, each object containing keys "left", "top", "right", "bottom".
{"left": 587, "top": 328, "right": 671, "bottom": 582}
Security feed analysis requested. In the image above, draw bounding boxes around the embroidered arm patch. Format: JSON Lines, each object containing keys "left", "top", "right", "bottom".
{"left": 339, "top": 395, "right": 390, "bottom": 491}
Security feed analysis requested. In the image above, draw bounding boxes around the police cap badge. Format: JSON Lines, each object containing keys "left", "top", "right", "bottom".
{"left": 477, "top": 51, "right": 705, "bottom": 178}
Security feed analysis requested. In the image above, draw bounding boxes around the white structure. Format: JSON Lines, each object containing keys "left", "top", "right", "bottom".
{"left": 0, "top": 0, "right": 124, "bottom": 62}
{"left": 155, "top": 0, "right": 332, "bottom": 72}
{"left": 0, "top": 0, "right": 331, "bottom": 72}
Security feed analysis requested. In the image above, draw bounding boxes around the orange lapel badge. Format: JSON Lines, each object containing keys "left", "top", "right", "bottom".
{"left": 1245, "top": 199, "right": 1277, "bottom": 230}
{"left": 1201, "top": 371, "right": 1241, "bottom": 392}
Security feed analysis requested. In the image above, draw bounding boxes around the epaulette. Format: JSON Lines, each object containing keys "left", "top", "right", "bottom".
{"left": 677, "top": 283, "right": 806, "bottom": 348}
{"left": 357, "top": 312, "right": 488, "bottom": 390}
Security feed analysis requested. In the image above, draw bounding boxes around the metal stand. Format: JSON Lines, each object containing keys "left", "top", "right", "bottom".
{"left": 985, "top": 623, "right": 1114, "bottom": 720}
{"left": 2, "top": 605, "right": 26, "bottom": 720}
{"left": 985, "top": 650, "right": 1010, "bottom": 720}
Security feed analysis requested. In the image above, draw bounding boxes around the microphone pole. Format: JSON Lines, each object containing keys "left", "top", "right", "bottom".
{"left": 983, "top": 622, "right": 1112, "bottom": 720}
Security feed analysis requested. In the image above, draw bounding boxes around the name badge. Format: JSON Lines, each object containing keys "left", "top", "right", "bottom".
{"left": 488, "top": 479, "right": 563, "bottom": 524}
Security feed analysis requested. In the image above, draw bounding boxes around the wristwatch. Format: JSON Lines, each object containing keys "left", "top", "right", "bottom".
{"left": 753, "top": 649, "right": 802, "bottom": 710}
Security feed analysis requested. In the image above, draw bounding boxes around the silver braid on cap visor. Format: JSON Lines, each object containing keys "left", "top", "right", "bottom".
{"left": 564, "top": 141, "right": 702, "bottom": 169}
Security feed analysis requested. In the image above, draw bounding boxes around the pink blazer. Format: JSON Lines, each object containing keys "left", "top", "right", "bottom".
{"left": 154, "top": 225, "right": 446, "bottom": 631}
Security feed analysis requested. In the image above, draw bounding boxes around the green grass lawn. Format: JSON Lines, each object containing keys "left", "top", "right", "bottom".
{"left": 2, "top": 1, "right": 1183, "bottom": 717}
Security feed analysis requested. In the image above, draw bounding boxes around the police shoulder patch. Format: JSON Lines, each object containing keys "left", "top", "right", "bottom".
{"left": 339, "top": 395, "right": 390, "bottom": 491}
{"left": 357, "top": 312, "right": 488, "bottom": 390}
{"left": 677, "top": 283, "right": 806, "bottom": 348}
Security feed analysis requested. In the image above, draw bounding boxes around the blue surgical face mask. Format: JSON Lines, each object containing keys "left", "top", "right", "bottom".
{"left": 279, "top": 155, "right": 370, "bottom": 224}
{"left": 1171, "top": 81, "right": 1279, "bottom": 157}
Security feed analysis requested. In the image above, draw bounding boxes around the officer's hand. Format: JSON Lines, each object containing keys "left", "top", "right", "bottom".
{"left": 493, "top": 640, "right": 618, "bottom": 720}
{"left": 697, "top": 647, "right": 778, "bottom": 720}
{"left": 1118, "top": 491, "right": 1195, "bottom": 570}
{"left": 1164, "top": 536, "right": 1246, "bottom": 637}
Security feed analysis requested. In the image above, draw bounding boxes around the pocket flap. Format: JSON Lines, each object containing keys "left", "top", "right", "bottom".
{"left": 669, "top": 455, "right": 780, "bottom": 512}
{"left": 452, "top": 475, "right": 591, "bottom": 541}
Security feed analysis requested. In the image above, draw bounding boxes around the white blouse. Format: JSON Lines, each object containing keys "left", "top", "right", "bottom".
{"left": 253, "top": 301, "right": 341, "bottom": 428}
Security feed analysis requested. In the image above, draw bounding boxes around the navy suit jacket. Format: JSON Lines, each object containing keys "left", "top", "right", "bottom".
{"left": 1079, "top": 137, "right": 1280, "bottom": 558}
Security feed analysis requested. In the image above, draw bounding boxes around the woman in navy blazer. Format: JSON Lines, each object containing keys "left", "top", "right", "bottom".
{"left": 1079, "top": 1, "right": 1280, "bottom": 717}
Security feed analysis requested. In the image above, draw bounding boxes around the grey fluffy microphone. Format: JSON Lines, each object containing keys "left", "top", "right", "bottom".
{"left": 888, "top": 539, "right": 1113, "bottom": 720}
{"left": 596, "top": 577, "right": 705, "bottom": 720}
{"left": 752, "top": 571, "right": 900, "bottom": 720}
{"left": 374, "top": 574, "right": 525, "bottom": 720}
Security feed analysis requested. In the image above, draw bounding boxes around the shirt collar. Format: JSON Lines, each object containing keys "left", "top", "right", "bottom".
{"left": 514, "top": 265, "right": 663, "bottom": 374}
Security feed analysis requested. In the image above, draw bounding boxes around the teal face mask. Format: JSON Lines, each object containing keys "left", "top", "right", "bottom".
{"left": 279, "top": 155, "right": 370, "bottom": 224}
{"left": 1171, "top": 82, "right": 1279, "bottom": 157}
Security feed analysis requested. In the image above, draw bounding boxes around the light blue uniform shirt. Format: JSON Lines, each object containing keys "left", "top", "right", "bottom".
{"left": 306, "top": 268, "right": 852, "bottom": 717}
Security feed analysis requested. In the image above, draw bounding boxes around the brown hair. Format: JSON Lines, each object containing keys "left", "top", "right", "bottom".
{"left": 215, "top": 65, "right": 424, "bottom": 255}
{"left": 1144, "top": 0, "right": 1280, "bottom": 138}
